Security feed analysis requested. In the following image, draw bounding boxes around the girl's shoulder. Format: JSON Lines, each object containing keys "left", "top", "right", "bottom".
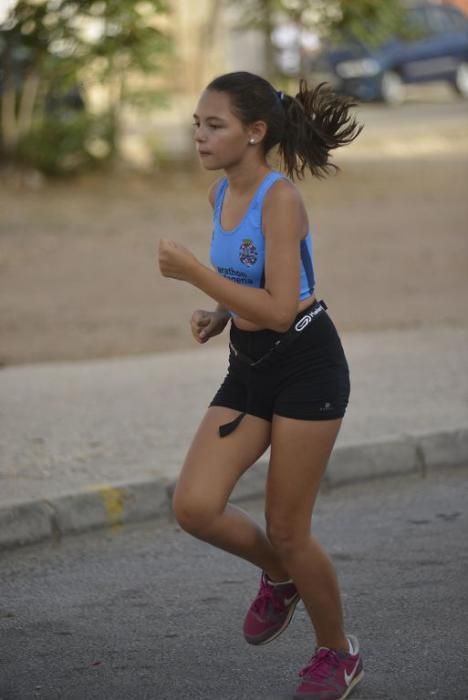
{"left": 263, "top": 173, "right": 304, "bottom": 210}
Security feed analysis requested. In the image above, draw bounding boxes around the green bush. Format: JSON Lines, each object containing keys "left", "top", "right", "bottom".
{"left": 15, "top": 113, "right": 115, "bottom": 176}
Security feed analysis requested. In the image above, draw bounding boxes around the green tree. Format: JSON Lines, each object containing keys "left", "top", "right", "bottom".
{"left": 0, "top": 0, "right": 171, "bottom": 173}
{"left": 325, "top": 0, "right": 409, "bottom": 48}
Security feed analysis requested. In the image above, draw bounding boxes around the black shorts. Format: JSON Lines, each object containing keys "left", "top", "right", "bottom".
{"left": 209, "top": 303, "right": 350, "bottom": 424}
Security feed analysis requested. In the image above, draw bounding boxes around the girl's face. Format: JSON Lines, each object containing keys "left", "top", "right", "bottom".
{"left": 193, "top": 89, "right": 254, "bottom": 170}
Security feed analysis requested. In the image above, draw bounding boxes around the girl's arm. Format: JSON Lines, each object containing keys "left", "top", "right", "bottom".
{"left": 187, "top": 264, "right": 287, "bottom": 331}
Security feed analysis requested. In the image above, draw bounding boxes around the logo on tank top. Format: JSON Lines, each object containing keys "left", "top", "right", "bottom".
{"left": 239, "top": 239, "right": 258, "bottom": 267}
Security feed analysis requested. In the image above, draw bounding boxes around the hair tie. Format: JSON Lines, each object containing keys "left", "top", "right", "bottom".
{"left": 276, "top": 90, "right": 285, "bottom": 104}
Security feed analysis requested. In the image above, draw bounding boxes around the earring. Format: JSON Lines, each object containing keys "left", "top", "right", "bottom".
{"left": 249, "top": 138, "right": 255, "bottom": 144}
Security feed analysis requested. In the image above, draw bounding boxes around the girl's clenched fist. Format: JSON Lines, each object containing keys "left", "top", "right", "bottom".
{"left": 158, "top": 239, "right": 199, "bottom": 281}
{"left": 190, "top": 309, "right": 230, "bottom": 344}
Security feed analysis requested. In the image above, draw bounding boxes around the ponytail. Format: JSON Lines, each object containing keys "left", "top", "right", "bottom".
{"left": 279, "top": 80, "right": 363, "bottom": 180}
{"left": 205, "top": 72, "right": 362, "bottom": 181}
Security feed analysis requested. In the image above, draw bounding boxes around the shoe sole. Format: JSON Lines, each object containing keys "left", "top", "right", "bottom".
{"left": 293, "top": 670, "right": 364, "bottom": 700}
{"left": 244, "top": 594, "right": 300, "bottom": 646}
{"left": 338, "top": 670, "right": 364, "bottom": 700}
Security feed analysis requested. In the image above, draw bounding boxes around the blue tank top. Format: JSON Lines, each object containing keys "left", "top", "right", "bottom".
{"left": 210, "top": 171, "right": 315, "bottom": 317}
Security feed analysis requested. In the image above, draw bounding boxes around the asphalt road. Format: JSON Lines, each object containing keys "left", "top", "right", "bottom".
{"left": 1, "top": 466, "right": 467, "bottom": 700}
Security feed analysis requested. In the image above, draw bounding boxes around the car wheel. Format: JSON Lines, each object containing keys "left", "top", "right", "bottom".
{"left": 380, "top": 71, "right": 405, "bottom": 105}
{"left": 453, "top": 62, "right": 468, "bottom": 98}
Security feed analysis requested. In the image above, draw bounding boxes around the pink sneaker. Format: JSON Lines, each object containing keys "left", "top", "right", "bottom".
{"left": 294, "top": 635, "right": 364, "bottom": 700}
{"left": 243, "top": 572, "right": 300, "bottom": 645}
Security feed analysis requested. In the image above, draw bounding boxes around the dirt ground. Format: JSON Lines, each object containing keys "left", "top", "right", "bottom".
{"left": 1, "top": 154, "right": 467, "bottom": 367}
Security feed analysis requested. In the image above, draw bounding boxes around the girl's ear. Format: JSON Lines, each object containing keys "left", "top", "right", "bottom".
{"left": 248, "top": 120, "right": 268, "bottom": 145}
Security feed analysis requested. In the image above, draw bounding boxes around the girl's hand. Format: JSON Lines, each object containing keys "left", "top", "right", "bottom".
{"left": 190, "top": 309, "right": 230, "bottom": 344}
{"left": 158, "top": 239, "right": 199, "bottom": 282}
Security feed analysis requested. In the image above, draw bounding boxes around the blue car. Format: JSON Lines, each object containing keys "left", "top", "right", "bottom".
{"left": 310, "top": 3, "right": 468, "bottom": 104}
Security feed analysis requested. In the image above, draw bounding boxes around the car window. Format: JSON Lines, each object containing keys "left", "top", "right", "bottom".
{"left": 446, "top": 7, "right": 468, "bottom": 31}
{"left": 426, "top": 6, "right": 464, "bottom": 34}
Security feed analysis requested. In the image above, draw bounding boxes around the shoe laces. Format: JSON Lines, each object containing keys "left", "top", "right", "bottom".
{"left": 299, "top": 648, "right": 341, "bottom": 680}
{"left": 252, "top": 577, "right": 285, "bottom": 616}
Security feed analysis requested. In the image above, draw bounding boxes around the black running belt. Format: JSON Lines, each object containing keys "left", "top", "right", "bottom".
{"left": 218, "top": 299, "right": 327, "bottom": 438}
{"left": 219, "top": 410, "right": 246, "bottom": 438}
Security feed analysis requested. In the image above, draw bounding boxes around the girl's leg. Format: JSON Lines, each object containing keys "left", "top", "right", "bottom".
{"left": 172, "top": 406, "right": 289, "bottom": 581}
{"left": 265, "top": 415, "right": 348, "bottom": 652}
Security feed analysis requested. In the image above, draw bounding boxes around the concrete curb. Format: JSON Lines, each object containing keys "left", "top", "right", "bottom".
{"left": 1, "top": 426, "right": 467, "bottom": 553}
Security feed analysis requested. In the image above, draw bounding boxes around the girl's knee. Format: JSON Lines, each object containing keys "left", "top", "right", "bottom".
{"left": 172, "top": 488, "right": 219, "bottom": 537}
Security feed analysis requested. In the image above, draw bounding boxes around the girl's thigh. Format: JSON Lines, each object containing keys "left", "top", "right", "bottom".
{"left": 265, "top": 415, "right": 343, "bottom": 534}
{"left": 174, "top": 406, "right": 271, "bottom": 515}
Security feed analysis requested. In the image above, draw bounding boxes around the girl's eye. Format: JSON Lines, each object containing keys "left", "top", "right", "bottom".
{"left": 191, "top": 122, "right": 221, "bottom": 130}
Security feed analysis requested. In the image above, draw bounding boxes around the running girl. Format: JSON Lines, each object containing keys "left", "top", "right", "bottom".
{"left": 158, "top": 71, "right": 363, "bottom": 700}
